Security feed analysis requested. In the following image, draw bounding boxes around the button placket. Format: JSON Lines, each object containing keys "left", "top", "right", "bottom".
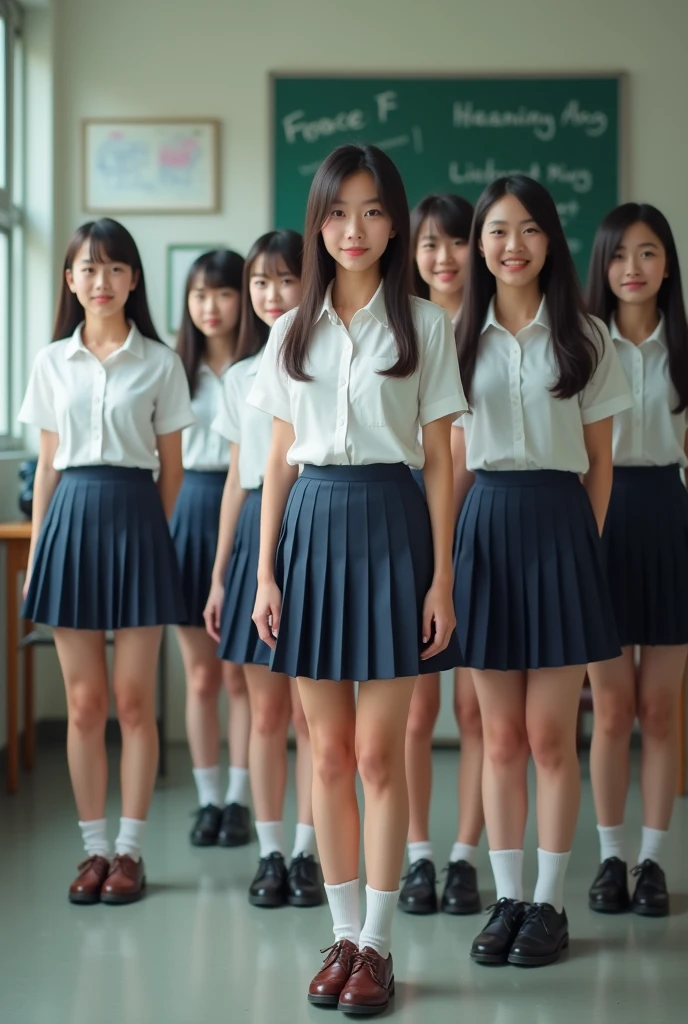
{"left": 90, "top": 358, "right": 107, "bottom": 461}
{"left": 334, "top": 328, "right": 353, "bottom": 461}
{"left": 508, "top": 340, "right": 527, "bottom": 469}
{"left": 632, "top": 350, "right": 644, "bottom": 461}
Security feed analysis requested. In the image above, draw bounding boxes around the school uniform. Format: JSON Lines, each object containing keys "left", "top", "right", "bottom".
{"left": 19, "top": 323, "right": 194, "bottom": 629}
{"left": 453, "top": 298, "right": 633, "bottom": 671}
{"left": 212, "top": 349, "right": 273, "bottom": 667}
{"left": 247, "top": 282, "right": 467, "bottom": 683}
{"left": 411, "top": 306, "right": 461, "bottom": 497}
{"left": 170, "top": 362, "right": 230, "bottom": 627}
{"left": 601, "top": 316, "right": 688, "bottom": 646}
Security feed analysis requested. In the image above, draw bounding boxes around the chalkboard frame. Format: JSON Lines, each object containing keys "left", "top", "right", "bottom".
{"left": 269, "top": 71, "right": 628, "bottom": 251}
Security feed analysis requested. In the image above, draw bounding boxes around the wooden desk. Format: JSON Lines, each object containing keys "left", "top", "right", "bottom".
{"left": 0, "top": 522, "right": 33, "bottom": 794}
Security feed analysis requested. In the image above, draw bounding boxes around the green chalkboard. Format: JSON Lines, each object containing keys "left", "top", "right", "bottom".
{"left": 272, "top": 75, "right": 622, "bottom": 279}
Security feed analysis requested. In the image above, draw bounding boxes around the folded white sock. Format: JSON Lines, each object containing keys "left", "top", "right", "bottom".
{"left": 114, "top": 818, "right": 146, "bottom": 862}
{"left": 450, "top": 842, "right": 478, "bottom": 867}
{"left": 408, "top": 841, "right": 434, "bottom": 866}
{"left": 637, "top": 826, "right": 668, "bottom": 867}
{"left": 533, "top": 848, "right": 571, "bottom": 913}
{"left": 255, "top": 820, "right": 284, "bottom": 858}
{"left": 225, "top": 766, "right": 251, "bottom": 807}
{"left": 78, "top": 818, "right": 110, "bottom": 859}
{"left": 358, "top": 886, "right": 400, "bottom": 959}
{"left": 325, "top": 878, "right": 361, "bottom": 945}
{"left": 489, "top": 849, "right": 524, "bottom": 901}
{"left": 597, "top": 823, "right": 625, "bottom": 862}
{"left": 192, "top": 765, "right": 222, "bottom": 808}
{"left": 292, "top": 823, "right": 318, "bottom": 860}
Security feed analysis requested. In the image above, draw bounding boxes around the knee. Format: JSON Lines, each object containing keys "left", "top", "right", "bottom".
{"left": 405, "top": 701, "right": 439, "bottom": 745}
{"left": 223, "top": 662, "right": 247, "bottom": 698}
{"left": 252, "top": 696, "right": 291, "bottom": 739}
{"left": 291, "top": 702, "right": 311, "bottom": 743}
{"left": 115, "top": 687, "right": 152, "bottom": 730}
{"left": 595, "top": 696, "right": 636, "bottom": 741}
{"left": 357, "top": 744, "right": 395, "bottom": 792}
{"left": 484, "top": 720, "right": 528, "bottom": 767}
{"left": 312, "top": 736, "right": 356, "bottom": 787}
{"left": 638, "top": 696, "right": 674, "bottom": 742}
{"left": 67, "top": 684, "right": 109, "bottom": 732}
{"left": 454, "top": 697, "right": 483, "bottom": 742}
{"left": 528, "top": 721, "right": 572, "bottom": 771}
{"left": 188, "top": 663, "right": 221, "bottom": 702}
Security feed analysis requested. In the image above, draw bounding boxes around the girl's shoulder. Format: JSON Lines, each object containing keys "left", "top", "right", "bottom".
{"left": 409, "top": 295, "right": 453, "bottom": 342}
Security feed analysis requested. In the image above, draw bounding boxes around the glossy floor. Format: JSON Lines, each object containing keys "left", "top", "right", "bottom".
{"left": 1, "top": 745, "right": 686, "bottom": 1023}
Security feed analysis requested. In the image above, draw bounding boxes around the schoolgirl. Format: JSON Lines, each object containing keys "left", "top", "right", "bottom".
{"left": 205, "top": 231, "right": 324, "bottom": 908}
{"left": 400, "top": 193, "right": 485, "bottom": 917}
{"left": 248, "top": 145, "right": 465, "bottom": 1015}
{"left": 453, "top": 176, "right": 632, "bottom": 967}
{"left": 171, "top": 250, "right": 252, "bottom": 849}
{"left": 585, "top": 204, "right": 688, "bottom": 917}
{"left": 20, "top": 219, "right": 194, "bottom": 904}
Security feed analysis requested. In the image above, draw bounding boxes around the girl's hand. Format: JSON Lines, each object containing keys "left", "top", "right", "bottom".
{"left": 253, "top": 579, "right": 282, "bottom": 650}
{"left": 420, "top": 580, "right": 456, "bottom": 660}
{"left": 203, "top": 580, "right": 225, "bottom": 643}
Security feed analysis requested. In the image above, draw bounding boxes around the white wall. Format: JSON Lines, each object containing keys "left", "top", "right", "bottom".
{"left": 18, "top": 0, "right": 688, "bottom": 741}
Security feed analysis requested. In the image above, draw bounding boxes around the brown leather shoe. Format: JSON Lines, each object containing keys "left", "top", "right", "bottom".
{"left": 307, "top": 939, "right": 358, "bottom": 1006}
{"left": 338, "top": 947, "right": 395, "bottom": 1015}
{"left": 100, "top": 854, "right": 146, "bottom": 905}
{"left": 68, "top": 856, "right": 110, "bottom": 905}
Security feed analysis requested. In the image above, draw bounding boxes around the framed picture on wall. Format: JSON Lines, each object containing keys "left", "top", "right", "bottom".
{"left": 166, "top": 244, "right": 221, "bottom": 335}
{"left": 82, "top": 119, "right": 221, "bottom": 214}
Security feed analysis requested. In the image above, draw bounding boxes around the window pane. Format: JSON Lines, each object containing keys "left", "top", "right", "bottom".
{"left": 11, "top": 221, "right": 23, "bottom": 435}
{"left": 12, "top": 27, "right": 22, "bottom": 205}
{"left": 0, "top": 230, "right": 9, "bottom": 435}
{"left": 0, "top": 17, "right": 6, "bottom": 191}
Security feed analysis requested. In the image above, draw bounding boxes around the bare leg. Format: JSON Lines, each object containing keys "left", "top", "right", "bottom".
{"left": 588, "top": 649, "right": 636, "bottom": 827}
{"left": 290, "top": 677, "right": 314, "bottom": 827}
{"left": 404, "top": 673, "right": 440, "bottom": 844}
{"left": 176, "top": 626, "right": 222, "bottom": 768}
{"left": 222, "top": 660, "right": 250, "bottom": 771}
{"left": 637, "top": 645, "right": 688, "bottom": 830}
{"left": 243, "top": 664, "right": 291, "bottom": 821}
{"left": 454, "top": 668, "right": 484, "bottom": 846}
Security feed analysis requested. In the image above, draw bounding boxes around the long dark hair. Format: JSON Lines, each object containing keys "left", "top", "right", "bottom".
{"left": 411, "top": 193, "right": 474, "bottom": 299}
{"left": 235, "top": 230, "right": 303, "bottom": 363}
{"left": 176, "top": 249, "right": 244, "bottom": 395}
{"left": 457, "top": 175, "right": 600, "bottom": 403}
{"left": 282, "top": 144, "right": 415, "bottom": 381}
{"left": 586, "top": 203, "right": 688, "bottom": 413}
{"left": 53, "top": 219, "right": 160, "bottom": 342}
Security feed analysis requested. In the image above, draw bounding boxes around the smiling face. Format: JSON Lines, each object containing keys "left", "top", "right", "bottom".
{"left": 479, "top": 193, "right": 549, "bottom": 290}
{"left": 66, "top": 239, "right": 138, "bottom": 321}
{"left": 187, "top": 273, "right": 241, "bottom": 339}
{"left": 607, "top": 220, "right": 668, "bottom": 308}
{"left": 320, "top": 170, "right": 396, "bottom": 275}
{"left": 248, "top": 253, "right": 302, "bottom": 327}
{"left": 415, "top": 216, "right": 469, "bottom": 303}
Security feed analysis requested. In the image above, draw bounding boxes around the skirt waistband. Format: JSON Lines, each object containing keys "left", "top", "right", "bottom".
{"left": 183, "top": 469, "right": 227, "bottom": 484}
{"left": 300, "top": 463, "right": 411, "bottom": 483}
{"left": 473, "top": 469, "right": 578, "bottom": 488}
{"left": 62, "top": 466, "right": 153, "bottom": 482}
{"left": 612, "top": 464, "right": 681, "bottom": 482}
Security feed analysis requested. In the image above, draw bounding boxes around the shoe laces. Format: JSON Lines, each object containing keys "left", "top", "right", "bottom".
{"left": 77, "top": 854, "right": 108, "bottom": 873}
{"left": 631, "top": 859, "right": 664, "bottom": 887}
{"left": 522, "top": 903, "right": 553, "bottom": 935}
{"left": 442, "top": 859, "right": 473, "bottom": 887}
{"left": 484, "top": 897, "right": 524, "bottom": 928}
{"left": 350, "top": 948, "right": 386, "bottom": 986}
{"left": 108, "top": 854, "right": 139, "bottom": 881}
{"left": 319, "top": 941, "right": 355, "bottom": 971}
{"left": 402, "top": 858, "right": 435, "bottom": 885}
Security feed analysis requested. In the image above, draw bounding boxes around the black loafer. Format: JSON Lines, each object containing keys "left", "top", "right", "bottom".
{"left": 190, "top": 804, "right": 222, "bottom": 847}
{"left": 470, "top": 898, "right": 528, "bottom": 964}
{"left": 249, "top": 852, "right": 288, "bottom": 908}
{"left": 399, "top": 858, "right": 438, "bottom": 915}
{"left": 508, "top": 903, "right": 569, "bottom": 967}
{"left": 218, "top": 803, "right": 252, "bottom": 847}
{"left": 631, "top": 860, "right": 669, "bottom": 917}
{"left": 588, "top": 857, "right": 630, "bottom": 913}
{"left": 286, "top": 853, "right": 325, "bottom": 907}
{"left": 441, "top": 860, "right": 481, "bottom": 915}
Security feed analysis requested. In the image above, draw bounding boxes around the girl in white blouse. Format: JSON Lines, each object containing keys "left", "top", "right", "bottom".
{"left": 205, "top": 231, "right": 323, "bottom": 910}
{"left": 454, "top": 176, "right": 632, "bottom": 968}
{"left": 20, "top": 219, "right": 194, "bottom": 905}
{"left": 248, "top": 145, "right": 466, "bottom": 1014}
{"left": 400, "top": 193, "right": 486, "bottom": 919}
{"left": 171, "top": 250, "right": 252, "bottom": 850}
{"left": 586, "top": 204, "right": 688, "bottom": 919}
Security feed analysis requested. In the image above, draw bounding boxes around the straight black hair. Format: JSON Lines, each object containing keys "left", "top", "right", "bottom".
{"left": 586, "top": 203, "right": 688, "bottom": 413}
{"left": 176, "top": 249, "right": 245, "bottom": 396}
{"left": 53, "top": 219, "right": 161, "bottom": 342}
{"left": 457, "top": 175, "right": 600, "bottom": 403}
{"left": 410, "top": 193, "right": 474, "bottom": 299}
{"left": 281, "top": 144, "right": 416, "bottom": 381}
{"left": 235, "top": 230, "right": 303, "bottom": 364}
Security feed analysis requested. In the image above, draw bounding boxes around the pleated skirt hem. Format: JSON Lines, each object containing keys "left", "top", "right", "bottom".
{"left": 170, "top": 470, "right": 226, "bottom": 628}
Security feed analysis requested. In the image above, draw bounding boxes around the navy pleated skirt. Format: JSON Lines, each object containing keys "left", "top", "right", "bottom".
{"left": 271, "top": 463, "right": 462, "bottom": 682}
{"left": 218, "top": 488, "right": 270, "bottom": 667}
{"left": 602, "top": 465, "right": 688, "bottom": 646}
{"left": 410, "top": 467, "right": 426, "bottom": 497}
{"left": 170, "top": 470, "right": 226, "bottom": 627}
{"left": 454, "top": 470, "right": 620, "bottom": 670}
{"left": 23, "top": 466, "right": 186, "bottom": 630}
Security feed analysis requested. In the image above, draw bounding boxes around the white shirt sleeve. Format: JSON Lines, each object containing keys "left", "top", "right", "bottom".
{"left": 212, "top": 374, "right": 241, "bottom": 443}
{"left": 418, "top": 311, "right": 469, "bottom": 427}
{"left": 246, "top": 317, "right": 292, "bottom": 423}
{"left": 153, "top": 351, "right": 196, "bottom": 436}
{"left": 18, "top": 348, "right": 59, "bottom": 432}
{"left": 580, "top": 318, "right": 634, "bottom": 425}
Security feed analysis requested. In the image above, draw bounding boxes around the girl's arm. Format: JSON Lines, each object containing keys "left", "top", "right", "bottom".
{"left": 420, "top": 414, "right": 457, "bottom": 659}
{"left": 24, "top": 430, "right": 61, "bottom": 598}
{"left": 450, "top": 424, "right": 475, "bottom": 522}
{"left": 204, "top": 446, "right": 248, "bottom": 642}
{"left": 582, "top": 417, "right": 614, "bottom": 533}
{"left": 253, "top": 418, "right": 298, "bottom": 649}
{"left": 156, "top": 430, "right": 184, "bottom": 519}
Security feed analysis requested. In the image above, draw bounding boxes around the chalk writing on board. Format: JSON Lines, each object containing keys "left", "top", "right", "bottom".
{"left": 283, "top": 108, "right": 367, "bottom": 144}
{"left": 296, "top": 125, "right": 424, "bottom": 175}
{"left": 453, "top": 101, "right": 608, "bottom": 141}
{"left": 449, "top": 160, "right": 593, "bottom": 195}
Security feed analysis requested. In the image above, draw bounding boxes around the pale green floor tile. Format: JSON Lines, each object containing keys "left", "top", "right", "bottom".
{"left": 1, "top": 745, "right": 686, "bottom": 1023}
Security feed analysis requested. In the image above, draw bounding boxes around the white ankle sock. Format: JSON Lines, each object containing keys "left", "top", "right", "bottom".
{"left": 255, "top": 820, "right": 284, "bottom": 858}
{"left": 78, "top": 818, "right": 110, "bottom": 859}
{"left": 637, "top": 826, "right": 668, "bottom": 866}
{"left": 407, "top": 841, "right": 434, "bottom": 866}
{"left": 489, "top": 849, "right": 524, "bottom": 901}
{"left": 358, "top": 886, "right": 400, "bottom": 959}
{"left": 324, "top": 878, "right": 361, "bottom": 945}
{"left": 292, "top": 823, "right": 318, "bottom": 860}
{"left": 533, "top": 848, "right": 571, "bottom": 913}
{"left": 597, "top": 823, "right": 625, "bottom": 862}
{"left": 225, "top": 766, "right": 251, "bottom": 807}
{"left": 192, "top": 765, "right": 222, "bottom": 808}
{"left": 114, "top": 818, "right": 146, "bottom": 861}
{"left": 450, "top": 842, "right": 479, "bottom": 867}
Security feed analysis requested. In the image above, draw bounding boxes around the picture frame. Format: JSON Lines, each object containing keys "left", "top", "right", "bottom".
{"left": 166, "top": 244, "right": 222, "bottom": 335}
{"left": 82, "top": 118, "right": 221, "bottom": 214}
